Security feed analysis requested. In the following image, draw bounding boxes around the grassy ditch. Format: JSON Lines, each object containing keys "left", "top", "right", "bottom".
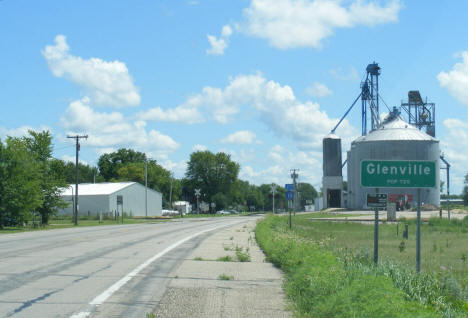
{"left": 255, "top": 214, "right": 468, "bottom": 317}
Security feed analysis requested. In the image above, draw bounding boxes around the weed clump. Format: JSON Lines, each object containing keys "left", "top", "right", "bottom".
{"left": 216, "top": 255, "right": 234, "bottom": 262}
{"left": 235, "top": 246, "right": 251, "bottom": 262}
{"left": 218, "top": 273, "right": 234, "bottom": 280}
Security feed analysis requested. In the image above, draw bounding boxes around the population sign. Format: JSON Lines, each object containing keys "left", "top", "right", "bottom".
{"left": 361, "top": 160, "right": 436, "bottom": 188}
{"left": 367, "top": 193, "right": 387, "bottom": 208}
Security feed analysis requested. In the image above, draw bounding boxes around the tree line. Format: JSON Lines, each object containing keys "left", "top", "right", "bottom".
{"left": 0, "top": 130, "right": 318, "bottom": 227}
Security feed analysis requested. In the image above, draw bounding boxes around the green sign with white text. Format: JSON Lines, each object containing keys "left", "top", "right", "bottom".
{"left": 361, "top": 160, "right": 436, "bottom": 188}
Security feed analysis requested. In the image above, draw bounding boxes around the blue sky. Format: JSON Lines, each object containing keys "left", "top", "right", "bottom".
{"left": 2, "top": 0, "right": 468, "bottom": 194}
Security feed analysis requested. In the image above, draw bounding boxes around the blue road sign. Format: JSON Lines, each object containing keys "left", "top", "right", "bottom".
{"left": 286, "top": 191, "right": 294, "bottom": 200}
{"left": 285, "top": 184, "right": 294, "bottom": 191}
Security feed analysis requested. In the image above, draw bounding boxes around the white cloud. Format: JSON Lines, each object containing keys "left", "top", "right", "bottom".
{"left": 136, "top": 105, "right": 204, "bottom": 124}
{"left": 218, "top": 148, "right": 256, "bottom": 164}
{"left": 182, "top": 73, "right": 358, "bottom": 149}
{"left": 157, "top": 158, "right": 188, "bottom": 178}
{"left": 61, "top": 154, "right": 88, "bottom": 165}
{"left": 306, "top": 82, "right": 333, "bottom": 97}
{"left": 440, "top": 117, "right": 468, "bottom": 194}
{"left": 241, "top": 0, "right": 402, "bottom": 49}
{"left": 0, "top": 125, "right": 53, "bottom": 139}
{"left": 221, "top": 130, "right": 257, "bottom": 144}
{"left": 329, "top": 66, "right": 359, "bottom": 81}
{"left": 206, "top": 35, "right": 228, "bottom": 55}
{"left": 42, "top": 35, "right": 140, "bottom": 108}
{"left": 240, "top": 148, "right": 323, "bottom": 187}
{"left": 221, "top": 25, "right": 233, "bottom": 38}
{"left": 438, "top": 52, "right": 468, "bottom": 106}
{"left": 60, "top": 98, "right": 179, "bottom": 157}
{"left": 206, "top": 25, "right": 232, "bottom": 55}
{"left": 192, "top": 144, "right": 208, "bottom": 152}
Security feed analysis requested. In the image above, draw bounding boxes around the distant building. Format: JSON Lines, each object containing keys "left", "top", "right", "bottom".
{"left": 59, "top": 182, "right": 162, "bottom": 217}
{"left": 173, "top": 201, "right": 192, "bottom": 215}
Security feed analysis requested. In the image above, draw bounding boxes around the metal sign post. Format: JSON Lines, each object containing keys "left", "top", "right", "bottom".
{"left": 117, "top": 195, "right": 123, "bottom": 224}
{"left": 194, "top": 189, "right": 201, "bottom": 215}
{"left": 366, "top": 190, "right": 386, "bottom": 264}
{"left": 374, "top": 206, "right": 379, "bottom": 264}
{"left": 416, "top": 188, "right": 421, "bottom": 272}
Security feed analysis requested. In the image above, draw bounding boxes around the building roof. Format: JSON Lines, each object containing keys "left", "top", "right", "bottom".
{"left": 61, "top": 182, "right": 136, "bottom": 196}
{"left": 353, "top": 116, "right": 438, "bottom": 143}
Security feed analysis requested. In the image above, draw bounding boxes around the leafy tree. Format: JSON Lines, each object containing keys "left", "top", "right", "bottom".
{"left": 23, "top": 131, "right": 68, "bottom": 224}
{"left": 212, "top": 192, "right": 228, "bottom": 211}
{"left": 297, "top": 182, "right": 318, "bottom": 209}
{"left": 0, "top": 137, "right": 43, "bottom": 227}
{"left": 61, "top": 161, "right": 103, "bottom": 184}
{"left": 185, "top": 151, "right": 240, "bottom": 206}
{"left": 259, "top": 183, "right": 285, "bottom": 212}
{"left": 98, "top": 148, "right": 146, "bottom": 181}
{"left": 114, "top": 160, "right": 180, "bottom": 208}
{"left": 246, "top": 185, "right": 264, "bottom": 211}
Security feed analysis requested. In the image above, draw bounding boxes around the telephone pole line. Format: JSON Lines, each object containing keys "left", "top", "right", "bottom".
{"left": 67, "top": 134, "right": 88, "bottom": 226}
{"left": 290, "top": 169, "right": 299, "bottom": 216}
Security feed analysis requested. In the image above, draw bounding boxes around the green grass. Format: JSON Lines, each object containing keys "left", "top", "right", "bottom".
{"left": 218, "top": 273, "right": 234, "bottom": 280}
{"left": 293, "top": 215, "right": 468, "bottom": 288}
{"left": 255, "top": 214, "right": 468, "bottom": 318}
{"left": 235, "top": 246, "right": 251, "bottom": 262}
{"left": 216, "top": 255, "right": 234, "bottom": 262}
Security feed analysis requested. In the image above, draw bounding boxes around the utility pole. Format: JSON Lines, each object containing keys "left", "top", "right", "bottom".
{"left": 67, "top": 134, "right": 88, "bottom": 226}
{"left": 291, "top": 169, "right": 299, "bottom": 216}
{"left": 270, "top": 184, "right": 277, "bottom": 214}
{"left": 169, "top": 172, "right": 174, "bottom": 210}
{"left": 145, "top": 159, "right": 148, "bottom": 217}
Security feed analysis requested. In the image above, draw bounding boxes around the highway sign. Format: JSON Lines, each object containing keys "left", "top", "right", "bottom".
{"left": 285, "top": 184, "right": 294, "bottom": 191}
{"left": 367, "top": 193, "right": 387, "bottom": 208}
{"left": 361, "top": 160, "right": 436, "bottom": 188}
{"left": 285, "top": 191, "right": 294, "bottom": 200}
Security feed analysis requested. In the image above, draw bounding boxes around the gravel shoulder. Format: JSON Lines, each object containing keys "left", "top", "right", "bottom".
{"left": 153, "top": 219, "right": 291, "bottom": 318}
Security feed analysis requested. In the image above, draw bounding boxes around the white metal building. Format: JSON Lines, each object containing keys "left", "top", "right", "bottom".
{"left": 59, "top": 182, "right": 162, "bottom": 217}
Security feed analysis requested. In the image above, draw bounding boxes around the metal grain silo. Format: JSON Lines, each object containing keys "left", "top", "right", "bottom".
{"left": 322, "top": 134, "right": 343, "bottom": 208}
{"left": 347, "top": 114, "right": 439, "bottom": 209}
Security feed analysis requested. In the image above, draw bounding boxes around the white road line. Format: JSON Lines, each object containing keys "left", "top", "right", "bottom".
{"left": 70, "top": 221, "right": 243, "bottom": 318}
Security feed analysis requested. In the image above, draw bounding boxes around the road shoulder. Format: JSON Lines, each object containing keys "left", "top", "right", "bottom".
{"left": 153, "top": 219, "right": 291, "bottom": 317}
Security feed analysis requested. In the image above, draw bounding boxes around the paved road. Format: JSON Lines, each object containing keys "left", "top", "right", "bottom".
{"left": 0, "top": 216, "right": 257, "bottom": 318}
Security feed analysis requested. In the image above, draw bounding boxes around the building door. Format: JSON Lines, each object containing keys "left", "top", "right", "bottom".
{"left": 327, "top": 189, "right": 341, "bottom": 208}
